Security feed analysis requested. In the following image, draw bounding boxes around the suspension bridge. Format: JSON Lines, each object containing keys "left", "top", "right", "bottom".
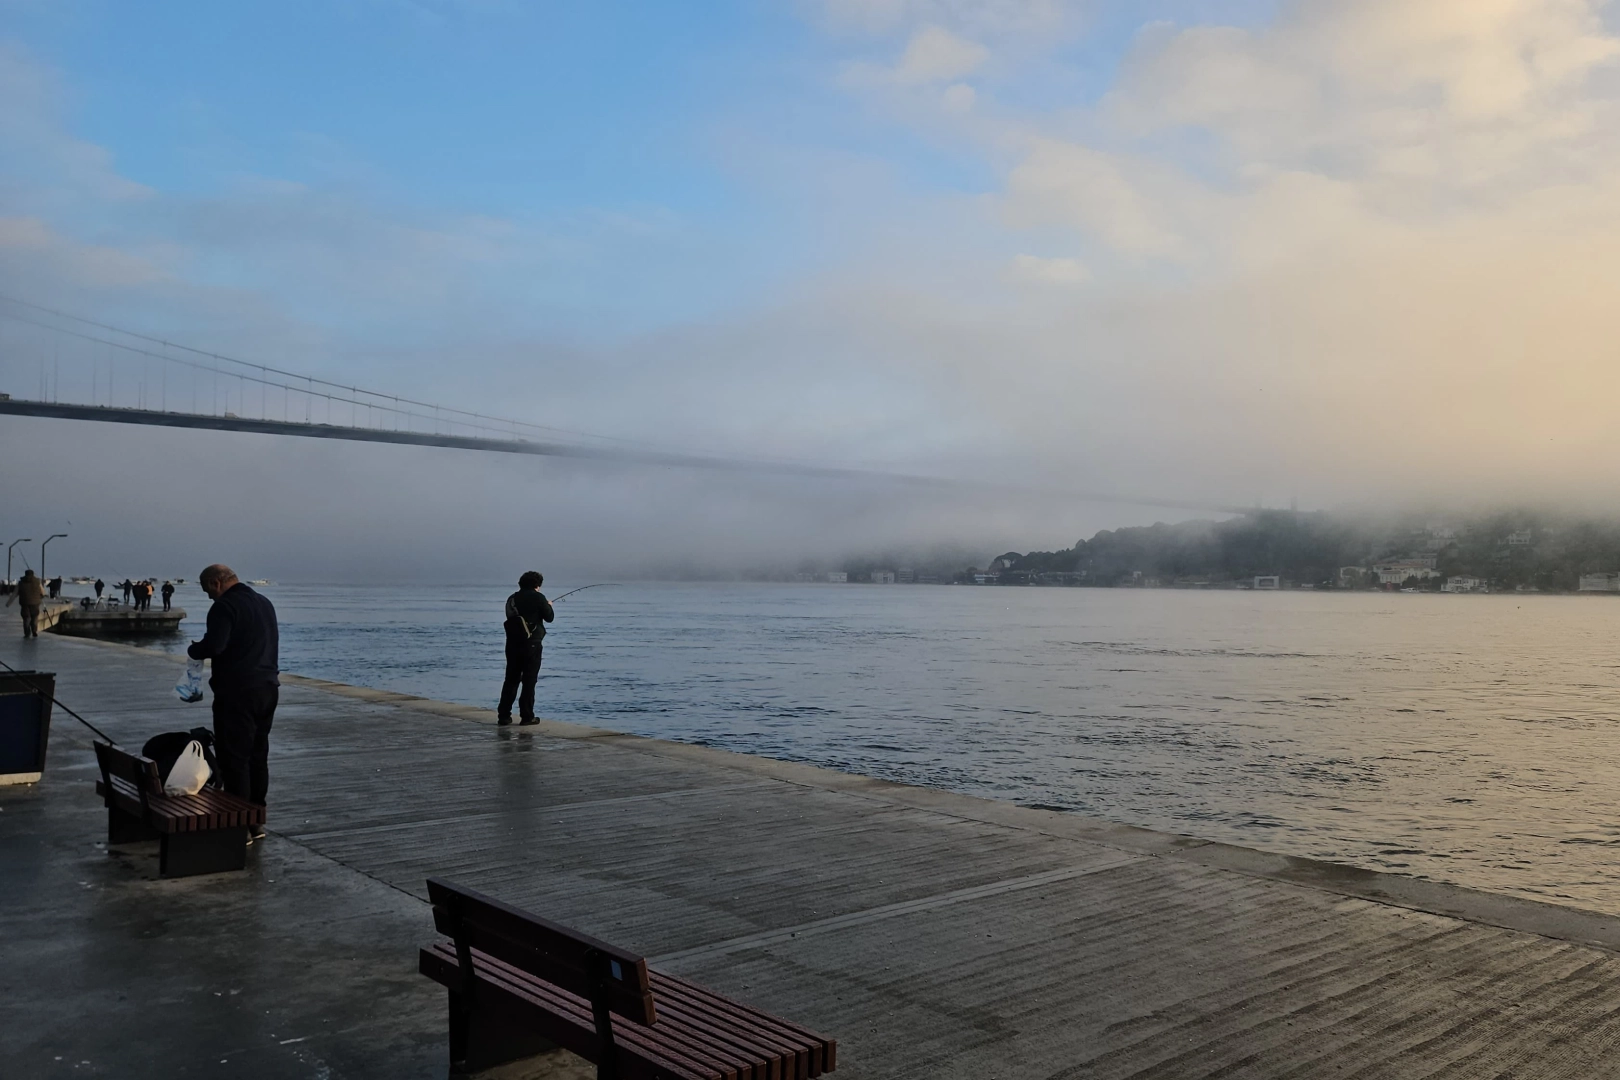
{"left": 0, "top": 295, "right": 1242, "bottom": 514}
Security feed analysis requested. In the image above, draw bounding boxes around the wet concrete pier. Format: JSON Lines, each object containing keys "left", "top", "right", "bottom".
{"left": 5, "top": 633, "right": 1620, "bottom": 1079}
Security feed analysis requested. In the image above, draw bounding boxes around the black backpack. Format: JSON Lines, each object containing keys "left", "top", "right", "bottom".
{"left": 141, "top": 727, "right": 221, "bottom": 790}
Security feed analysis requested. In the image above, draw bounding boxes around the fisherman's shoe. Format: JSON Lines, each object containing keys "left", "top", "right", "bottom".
{"left": 497, "top": 715, "right": 513, "bottom": 726}
{"left": 518, "top": 717, "right": 539, "bottom": 726}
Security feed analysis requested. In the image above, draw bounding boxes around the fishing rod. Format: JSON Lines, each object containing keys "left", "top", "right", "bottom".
{"left": 550, "top": 583, "right": 623, "bottom": 603}
{"left": 0, "top": 657, "right": 118, "bottom": 744}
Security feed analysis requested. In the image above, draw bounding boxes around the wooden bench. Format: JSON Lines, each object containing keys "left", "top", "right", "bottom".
{"left": 419, "top": 878, "right": 837, "bottom": 1079}
{"left": 93, "top": 741, "right": 265, "bottom": 877}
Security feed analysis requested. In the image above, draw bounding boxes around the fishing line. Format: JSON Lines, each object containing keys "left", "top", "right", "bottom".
{"left": 0, "top": 657, "right": 119, "bottom": 744}
{"left": 550, "top": 583, "right": 623, "bottom": 603}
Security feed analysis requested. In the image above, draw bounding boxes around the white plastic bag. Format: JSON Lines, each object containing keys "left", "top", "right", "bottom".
{"left": 175, "top": 659, "right": 204, "bottom": 703}
{"left": 163, "top": 740, "right": 211, "bottom": 796}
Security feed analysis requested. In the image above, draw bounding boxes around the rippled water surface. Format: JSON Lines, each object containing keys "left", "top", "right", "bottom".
{"left": 151, "top": 582, "right": 1620, "bottom": 912}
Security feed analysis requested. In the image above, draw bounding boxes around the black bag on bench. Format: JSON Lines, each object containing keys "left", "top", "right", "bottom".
{"left": 142, "top": 728, "right": 219, "bottom": 796}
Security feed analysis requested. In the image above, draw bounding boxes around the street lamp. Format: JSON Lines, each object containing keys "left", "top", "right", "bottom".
{"left": 7, "top": 539, "right": 32, "bottom": 585}
{"left": 41, "top": 534, "right": 67, "bottom": 580}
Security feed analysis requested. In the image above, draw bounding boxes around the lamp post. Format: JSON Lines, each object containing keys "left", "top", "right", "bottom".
{"left": 7, "top": 539, "right": 32, "bottom": 585}
{"left": 41, "top": 534, "right": 67, "bottom": 581}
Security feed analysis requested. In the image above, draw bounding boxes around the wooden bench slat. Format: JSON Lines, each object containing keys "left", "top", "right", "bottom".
{"left": 655, "top": 975, "right": 833, "bottom": 1075}
{"left": 428, "top": 943, "right": 763, "bottom": 1080}
{"left": 423, "top": 941, "right": 832, "bottom": 1080}
{"left": 97, "top": 766, "right": 263, "bottom": 833}
{"left": 658, "top": 972, "right": 835, "bottom": 1051}
{"left": 420, "top": 880, "right": 835, "bottom": 1080}
{"left": 422, "top": 944, "right": 727, "bottom": 1080}
{"left": 650, "top": 991, "right": 803, "bottom": 1080}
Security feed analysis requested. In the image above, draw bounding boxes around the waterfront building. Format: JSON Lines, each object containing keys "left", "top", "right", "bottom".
{"left": 870, "top": 570, "right": 895, "bottom": 584}
{"left": 1578, "top": 572, "right": 1620, "bottom": 593}
{"left": 1442, "top": 576, "right": 1487, "bottom": 593}
{"left": 826, "top": 571, "right": 847, "bottom": 583}
{"left": 896, "top": 568, "right": 915, "bottom": 584}
{"left": 1253, "top": 576, "right": 1280, "bottom": 590}
{"left": 1374, "top": 559, "right": 1439, "bottom": 584}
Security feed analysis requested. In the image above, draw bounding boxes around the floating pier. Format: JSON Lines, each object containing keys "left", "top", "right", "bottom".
{"left": 50, "top": 604, "right": 185, "bottom": 637}
{"left": 5, "top": 634, "right": 1620, "bottom": 1078}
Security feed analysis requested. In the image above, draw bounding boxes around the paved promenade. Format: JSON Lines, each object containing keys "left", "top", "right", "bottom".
{"left": 6, "top": 633, "right": 1620, "bottom": 1079}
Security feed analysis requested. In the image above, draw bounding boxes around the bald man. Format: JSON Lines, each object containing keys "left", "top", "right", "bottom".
{"left": 188, "top": 564, "right": 279, "bottom": 840}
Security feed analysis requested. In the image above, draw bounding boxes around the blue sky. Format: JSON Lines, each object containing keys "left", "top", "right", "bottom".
{"left": 2, "top": 1, "right": 1292, "bottom": 336}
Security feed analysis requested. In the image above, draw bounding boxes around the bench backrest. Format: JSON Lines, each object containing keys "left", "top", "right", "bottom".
{"left": 427, "top": 877, "right": 656, "bottom": 1026}
{"left": 94, "top": 740, "right": 162, "bottom": 797}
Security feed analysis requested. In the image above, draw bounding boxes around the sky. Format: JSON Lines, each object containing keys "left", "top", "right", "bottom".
{"left": 2, "top": 1, "right": 1619, "bottom": 580}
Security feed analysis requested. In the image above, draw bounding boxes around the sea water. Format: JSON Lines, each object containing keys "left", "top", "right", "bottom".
{"left": 145, "top": 582, "right": 1620, "bottom": 912}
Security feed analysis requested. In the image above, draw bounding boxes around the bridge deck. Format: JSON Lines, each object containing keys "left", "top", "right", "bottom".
{"left": 4, "top": 633, "right": 1620, "bottom": 1079}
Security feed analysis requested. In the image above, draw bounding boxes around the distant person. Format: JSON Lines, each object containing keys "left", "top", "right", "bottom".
{"left": 141, "top": 580, "right": 154, "bottom": 610}
{"left": 6, "top": 569, "right": 44, "bottom": 638}
{"left": 120, "top": 579, "right": 133, "bottom": 604}
{"left": 497, "top": 571, "right": 554, "bottom": 727}
{"left": 94, "top": 578, "right": 104, "bottom": 600}
{"left": 188, "top": 564, "right": 278, "bottom": 841}
{"left": 47, "top": 576, "right": 62, "bottom": 599}
{"left": 161, "top": 580, "right": 174, "bottom": 612}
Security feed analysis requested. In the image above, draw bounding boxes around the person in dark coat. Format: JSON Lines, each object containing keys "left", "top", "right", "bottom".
{"left": 497, "top": 571, "right": 554, "bottom": 726}
{"left": 6, "top": 570, "right": 44, "bottom": 637}
{"left": 120, "top": 579, "right": 133, "bottom": 604}
{"left": 47, "top": 576, "right": 62, "bottom": 599}
{"left": 94, "top": 578, "right": 104, "bottom": 600}
{"left": 161, "top": 580, "right": 175, "bottom": 611}
{"left": 188, "top": 564, "right": 278, "bottom": 842}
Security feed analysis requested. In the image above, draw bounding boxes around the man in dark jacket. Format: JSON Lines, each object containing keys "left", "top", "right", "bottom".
{"left": 161, "top": 580, "right": 175, "bottom": 611}
{"left": 497, "top": 571, "right": 554, "bottom": 726}
{"left": 188, "top": 564, "right": 278, "bottom": 839}
{"left": 7, "top": 570, "right": 44, "bottom": 637}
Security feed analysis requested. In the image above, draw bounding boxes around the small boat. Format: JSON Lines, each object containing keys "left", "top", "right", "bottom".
{"left": 248, "top": 579, "right": 273, "bottom": 586}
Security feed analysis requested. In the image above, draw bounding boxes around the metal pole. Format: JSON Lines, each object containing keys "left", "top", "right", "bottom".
{"left": 41, "top": 534, "right": 66, "bottom": 580}
{"left": 8, "top": 539, "right": 32, "bottom": 585}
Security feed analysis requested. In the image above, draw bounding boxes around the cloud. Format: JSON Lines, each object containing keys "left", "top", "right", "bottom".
{"left": 894, "top": 25, "right": 988, "bottom": 82}
{"left": 12, "top": 4, "right": 1620, "bottom": 581}
{"left": 1009, "top": 253, "right": 1089, "bottom": 286}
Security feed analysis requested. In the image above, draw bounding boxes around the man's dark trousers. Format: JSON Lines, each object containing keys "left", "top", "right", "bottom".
{"left": 498, "top": 644, "right": 542, "bottom": 722}
{"left": 213, "top": 684, "right": 277, "bottom": 805}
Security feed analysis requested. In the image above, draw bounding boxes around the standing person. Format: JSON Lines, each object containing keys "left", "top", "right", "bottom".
{"left": 187, "top": 564, "right": 278, "bottom": 842}
{"left": 47, "top": 576, "right": 62, "bottom": 599}
{"left": 94, "top": 578, "right": 104, "bottom": 601}
{"left": 5, "top": 569, "right": 44, "bottom": 638}
{"left": 161, "top": 580, "right": 175, "bottom": 612}
{"left": 497, "top": 571, "right": 554, "bottom": 726}
{"left": 140, "top": 580, "right": 153, "bottom": 610}
{"left": 120, "top": 579, "right": 132, "bottom": 605}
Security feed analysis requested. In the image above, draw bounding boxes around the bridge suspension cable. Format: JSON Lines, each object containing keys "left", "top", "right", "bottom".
{"left": 0, "top": 293, "right": 1245, "bottom": 512}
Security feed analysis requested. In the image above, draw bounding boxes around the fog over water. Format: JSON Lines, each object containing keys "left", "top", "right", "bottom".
{"left": 6, "top": 3, "right": 1620, "bottom": 577}
{"left": 137, "top": 581, "right": 1620, "bottom": 915}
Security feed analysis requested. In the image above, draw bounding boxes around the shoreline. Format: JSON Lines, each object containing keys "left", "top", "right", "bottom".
{"left": 52, "top": 630, "right": 1620, "bottom": 957}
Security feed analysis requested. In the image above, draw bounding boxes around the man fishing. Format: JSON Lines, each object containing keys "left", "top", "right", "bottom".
{"left": 497, "top": 571, "right": 554, "bottom": 727}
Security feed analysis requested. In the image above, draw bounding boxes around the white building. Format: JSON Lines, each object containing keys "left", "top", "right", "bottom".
{"left": 1253, "top": 576, "right": 1281, "bottom": 590}
{"left": 1579, "top": 573, "right": 1620, "bottom": 593}
{"left": 870, "top": 570, "right": 895, "bottom": 584}
{"left": 826, "top": 571, "right": 848, "bottom": 583}
{"left": 1506, "top": 530, "right": 1533, "bottom": 546}
{"left": 1374, "top": 561, "right": 1439, "bottom": 584}
{"left": 1441, "top": 576, "right": 1486, "bottom": 593}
